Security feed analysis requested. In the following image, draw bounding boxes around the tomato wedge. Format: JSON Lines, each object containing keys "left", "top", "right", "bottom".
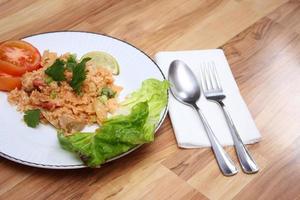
{"left": 0, "top": 40, "right": 41, "bottom": 75}
{"left": 0, "top": 74, "right": 21, "bottom": 91}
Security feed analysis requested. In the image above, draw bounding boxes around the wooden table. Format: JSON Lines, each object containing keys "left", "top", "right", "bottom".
{"left": 1, "top": 0, "right": 300, "bottom": 199}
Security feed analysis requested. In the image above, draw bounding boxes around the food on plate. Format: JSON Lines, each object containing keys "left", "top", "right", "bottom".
{"left": 2, "top": 39, "right": 169, "bottom": 168}
{"left": 8, "top": 50, "right": 122, "bottom": 134}
{"left": 59, "top": 79, "right": 169, "bottom": 167}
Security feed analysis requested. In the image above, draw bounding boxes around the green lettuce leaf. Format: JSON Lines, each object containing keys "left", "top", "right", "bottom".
{"left": 122, "top": 78, "right": 169, "bottom": 121}
{"left": 58, "top": 79, "right": 169, "bottom": 167}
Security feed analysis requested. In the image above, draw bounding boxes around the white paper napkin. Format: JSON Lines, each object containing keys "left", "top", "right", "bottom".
{"left": 155, "top": 49, "right": 261, "bottom": 148}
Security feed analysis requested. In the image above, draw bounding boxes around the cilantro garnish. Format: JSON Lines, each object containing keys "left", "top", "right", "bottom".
{"left": 100, "top": 87, "right": 116, "bottom": 98}
{"left": 44, "top": 76, "right": 53, "bottom": 85}
{"left": 45, "top": 59, "right": 66, "bottom": 81}
{"left": 24, "top": 109, "right": 41, "bottom": 128}
{"left": 70, "top": 57, "right": 91, "bottom": 94}
{"left": 44, "top": 55, "right": 91, "bottom": 95}
{"left": 50, "top": 90, "right": 57, "bottom": 99}
{"left": 66, "top": 54, "right": 77, "bottom": 71}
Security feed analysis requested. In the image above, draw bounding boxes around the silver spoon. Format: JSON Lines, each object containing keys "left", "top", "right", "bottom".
{"left": 168, "top": 60, "right": 238, "bottom": 176}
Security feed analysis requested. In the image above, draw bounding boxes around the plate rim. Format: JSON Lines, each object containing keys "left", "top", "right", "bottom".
{"left": 0, "top": 30, "right": 169, "bottom": 169}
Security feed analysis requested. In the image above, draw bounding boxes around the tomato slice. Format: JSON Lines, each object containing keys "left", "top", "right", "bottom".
{"left": 0, "top": 60, "right": 27, "bottom": 76}
{"left": 0, "top": 40, "right": 41, "bottom": 74}
{"left": 0, "top": 74, "right": 21, "bottom": 91}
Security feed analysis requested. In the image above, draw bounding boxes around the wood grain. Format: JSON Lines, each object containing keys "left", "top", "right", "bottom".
{"left": 1, "top": 0, "right": 300, "bottom": 199}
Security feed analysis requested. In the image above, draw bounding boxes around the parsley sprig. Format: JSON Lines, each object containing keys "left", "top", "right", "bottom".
{"left": 70, "top": 57, "right": 91, "bottom": 94}
{"left": 24, "top": 109, "right": 41, "bottom": 128}
{"left": 45, "top": 59, "right": 66, "bottom": 82}
{"left": 66, "top": 54, "right": 77, "bottom": 71}
{"left": 44, "top": 55, "right": 91, "bottom": 94}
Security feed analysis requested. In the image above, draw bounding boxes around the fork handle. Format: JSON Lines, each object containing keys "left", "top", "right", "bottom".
{"left": 192, "top": 103, "right": 238, "bottom": 176}
{"left": 218, "top": 101, "right": 259, "bottom": 174}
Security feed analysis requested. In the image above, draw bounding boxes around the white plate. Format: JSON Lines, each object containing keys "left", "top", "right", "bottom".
{"left": 0, "top": 31, "right": 168, "bottom": 169}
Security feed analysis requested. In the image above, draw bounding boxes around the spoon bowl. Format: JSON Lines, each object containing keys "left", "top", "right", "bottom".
{"left": 168, "top": 60, "right": 200, "bottom": 104}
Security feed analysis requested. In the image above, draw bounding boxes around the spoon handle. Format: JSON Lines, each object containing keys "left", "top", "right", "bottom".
{"left": 192, "top": 104, "right": 238, "bottom": 176}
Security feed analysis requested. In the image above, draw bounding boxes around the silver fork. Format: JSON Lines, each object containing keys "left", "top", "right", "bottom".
{"left": 200, "top": 61, "right": 259, "bottom": 174}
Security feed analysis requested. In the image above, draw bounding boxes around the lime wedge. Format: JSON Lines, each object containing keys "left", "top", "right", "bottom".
{"left": 81, "top": 51, "right": 120, "bottom": 75}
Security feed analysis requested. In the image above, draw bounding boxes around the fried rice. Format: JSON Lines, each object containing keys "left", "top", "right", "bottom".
{"left": 8, "top": 50, "right": 122, "bottom": 135}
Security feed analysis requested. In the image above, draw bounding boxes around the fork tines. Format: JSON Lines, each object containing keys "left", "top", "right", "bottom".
{"left": 200, "top": 61, "right": 223, "bottom": 94}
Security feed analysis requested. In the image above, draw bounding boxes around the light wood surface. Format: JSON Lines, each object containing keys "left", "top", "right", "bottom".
{"left": 1, "top": 0, "right": 300, "bottom": 199}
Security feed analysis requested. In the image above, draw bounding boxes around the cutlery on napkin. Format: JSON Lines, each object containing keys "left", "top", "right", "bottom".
{"left": 154, "top": 49, "right": 261, "bottom": 148}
